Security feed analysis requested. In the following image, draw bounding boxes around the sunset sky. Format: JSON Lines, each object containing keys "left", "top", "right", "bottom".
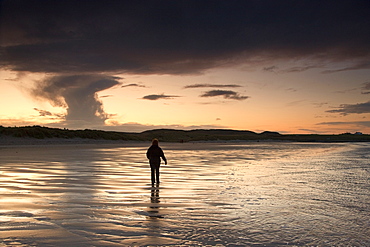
{"left": 1, "top": 0, "right": 369, "bottom": 134}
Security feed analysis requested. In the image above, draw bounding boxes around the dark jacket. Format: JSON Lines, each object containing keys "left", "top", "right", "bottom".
{"left": 146, "top": 145, "right": 167, "bottom": 166}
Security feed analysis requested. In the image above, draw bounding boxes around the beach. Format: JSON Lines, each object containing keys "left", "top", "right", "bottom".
{"left": 0, "top": 141, "right": 369, "bottom": 246}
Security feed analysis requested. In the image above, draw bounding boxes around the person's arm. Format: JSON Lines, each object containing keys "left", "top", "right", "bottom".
{"left": 160, "top": 149, "right": 167, "bottom": 165}
{"left": 146, "top": 147, "right": 151, "bottom": 159}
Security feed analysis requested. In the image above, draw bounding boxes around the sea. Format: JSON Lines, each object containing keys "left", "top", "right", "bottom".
{"left": 0, "top": 142, "right": 369, "bottom": 246}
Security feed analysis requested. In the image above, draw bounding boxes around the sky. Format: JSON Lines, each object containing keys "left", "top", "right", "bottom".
{"left": 1, "top": 0, "right": 370, "bottom": 134}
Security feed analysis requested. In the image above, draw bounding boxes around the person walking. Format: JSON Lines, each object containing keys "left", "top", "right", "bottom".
{"left": 146, "top": 139, "right": 167, "bottom": 185}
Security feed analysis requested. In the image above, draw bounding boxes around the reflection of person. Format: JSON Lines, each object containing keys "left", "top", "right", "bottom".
{"left": 148, "top": 184, "right": 163, "bottom": 218}
{"left": 146, "top": 139, "right": 167, "bottom": 185}
{"left": 150, "top": 185, "right": 160, "bottom": 204}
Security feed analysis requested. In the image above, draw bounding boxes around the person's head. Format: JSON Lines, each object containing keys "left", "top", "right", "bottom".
{"left": 152, "top": 138, "right": 159, "bottom": 146}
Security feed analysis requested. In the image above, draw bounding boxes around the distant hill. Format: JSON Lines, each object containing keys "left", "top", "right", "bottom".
{"left": 1, "top": 125, "right": 370, "bottom": 143}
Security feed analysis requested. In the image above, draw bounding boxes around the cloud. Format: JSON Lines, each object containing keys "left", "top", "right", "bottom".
{"left": 142, "top": 93, "right": 180, "bottom": 100}
{"left": 361, "top": 82, "right": 370, "bottom": 94}
{"left": 184, "top": 84, "right": 241, "bottom": 89}
{"left": 335, "top": 81, "right": 370, "bottom": 94}
{"left": 334, "top": 88, "right": 358, "bottom": 94}
{"left": 283, "top": 65, "right": 321, "bottom": 73}
{"left": 100, "top": 95, "right": 114, "bottom": 98}
{"left": 322, "top": 61, "right": 370, "bottom": 73}
{"left": 362, "top": 82, "right": 370, "bottom": 90}
{"left": 312, "top": 102, "right": 328, "bottom": 108}
{"left": 200, "top": 90, "right": 249, "bottom": 100}
{"left": 326, "top": 101, "right": 370, "bottom": 115}
{"left": 33, "top": 108, "right": 53, "bottom": 117}
{"left": 263, "top": 64, "right": 323, "bottom": 73}
{"left": 33, "top": 108, "right": 64, "bottom": 119}
{"left": 121, "top": 83, "right": 146, "bottom": 88}
{"left": 298, "top": 128, "right": 322, "bottom": 134}
{"left": 317, "top": 121, "right": 370, "bottom": 128}
{"left": 0, "top": 118, "right": 41, "bottom": 127}
{"left": 286, "top": 88, "right": 297, "bottom": 93}
{"left": 31, "top": 75, "right": 121, "bottom": 125}
{"left": 1, "top": 1, "right": 369, "bottom": 75}
{"left": 263, "top": 66, "right": 279, "bottom": 73}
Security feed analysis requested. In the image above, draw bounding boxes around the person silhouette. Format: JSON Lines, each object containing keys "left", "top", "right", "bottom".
{"left": 146, "top": 139, "right": 167, "bottom": 185}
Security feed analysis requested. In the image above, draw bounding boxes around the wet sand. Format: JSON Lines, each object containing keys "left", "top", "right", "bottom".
{"left": 0, "top": 142, "right": 369, "bottom": 246}
{"left": 0, "top": 142, "right": 228, "bottom": 246}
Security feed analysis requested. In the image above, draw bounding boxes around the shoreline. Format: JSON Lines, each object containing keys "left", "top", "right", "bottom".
{"left": 0, "top": 136, "right": 148, "bottom": 147}
{"left": 1, "top": 136, "right": 369, "bottom": 148}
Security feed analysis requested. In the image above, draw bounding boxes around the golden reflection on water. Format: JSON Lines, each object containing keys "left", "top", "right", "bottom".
{"left": 0, "top": 142, "right": 369, "bottom": 246}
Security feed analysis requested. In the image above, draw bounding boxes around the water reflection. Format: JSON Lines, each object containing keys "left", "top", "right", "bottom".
{"left": 148, "top": 184, "right": 162, "bottom": 218}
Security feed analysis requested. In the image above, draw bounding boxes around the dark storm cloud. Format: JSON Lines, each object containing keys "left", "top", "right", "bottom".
{"left": 184, "top": 84, "right": 242, "bottom": 89}
{"left": 1, "top": 0, "right": 369, "bottom": 128}
{"left": 326, "top": 101, "right": 370, "bottom": 115}
{"left": 1, "top": 0, "right": 370, "bottom": 75}
{"left": 201, "top": 90, "right": 249, "bottom": 100}
{"left": 32, "top": 75, "right": 121, "bottom": 124}
{"left": 142, "top": 94, "right": 180, "bottom": 100}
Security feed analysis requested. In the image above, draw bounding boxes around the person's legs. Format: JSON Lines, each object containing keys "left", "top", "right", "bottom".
{"left": 156, "top": 166, "right": 160, "bottom": 184}
{"left": 150, "top": 163, "right": 161, "bottom": 184}
{"left": 151, "top": 167, "right": 155, "bottom": 185}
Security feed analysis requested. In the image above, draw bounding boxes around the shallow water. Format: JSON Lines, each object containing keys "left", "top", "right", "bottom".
{"left": 0, "top": 142, "right": 369, "bottom": 246}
